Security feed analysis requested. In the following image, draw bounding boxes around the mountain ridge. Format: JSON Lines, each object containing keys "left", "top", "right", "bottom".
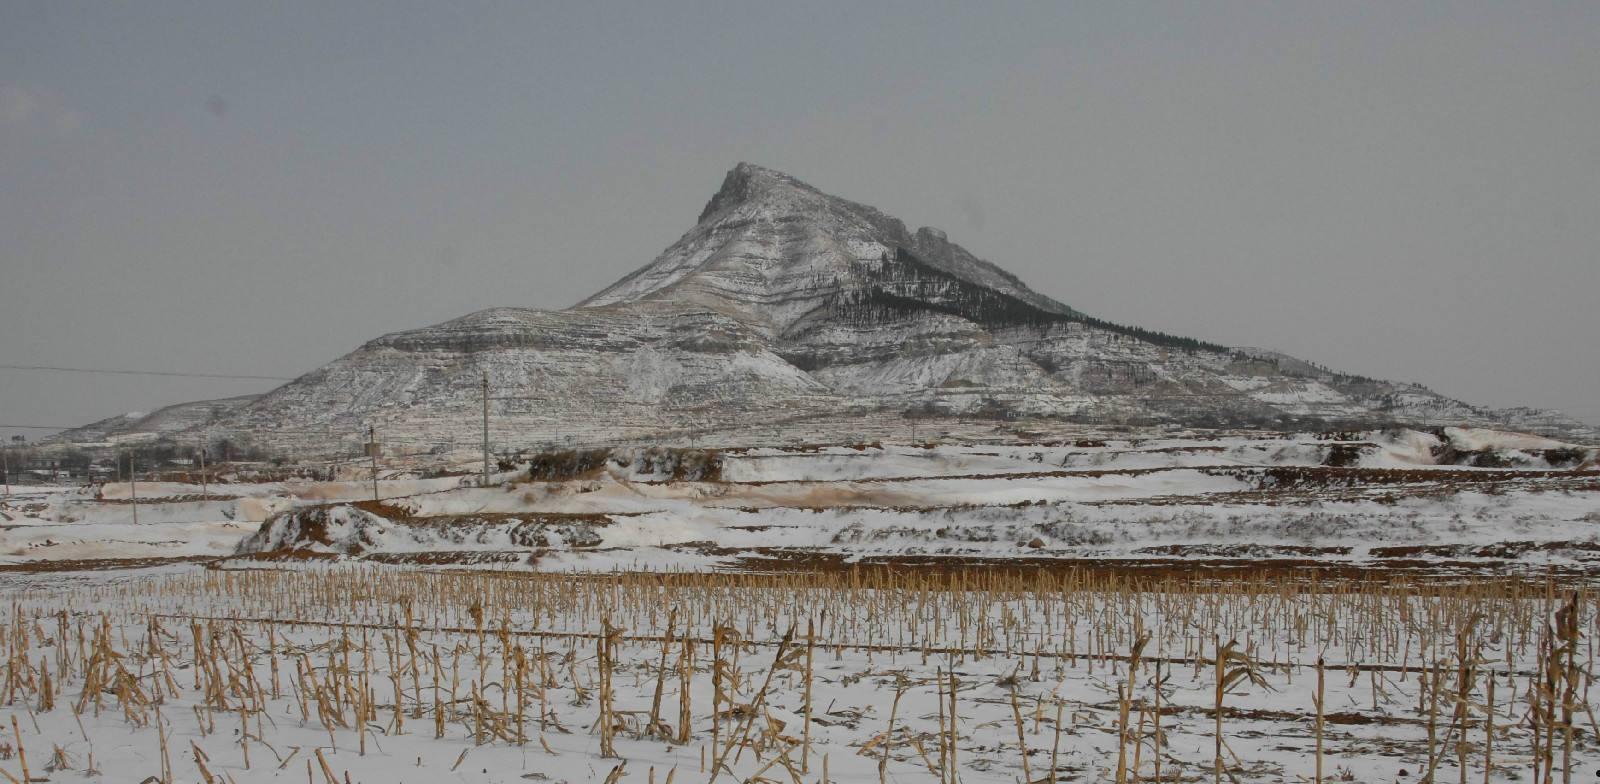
{"left": 48, "top": 163, "right": 1600, "bottom": 452}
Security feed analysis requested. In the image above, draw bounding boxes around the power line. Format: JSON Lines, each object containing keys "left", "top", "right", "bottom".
{"left": 0, "top": 364, "right": 296, "bottom": 381}
{"left": 0, "top": 424, "right": 80, "bottom": 431}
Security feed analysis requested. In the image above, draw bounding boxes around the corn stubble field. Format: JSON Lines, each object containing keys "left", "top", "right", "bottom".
{"left": 1, "top": 565, "right": 1595, "bottom": 784}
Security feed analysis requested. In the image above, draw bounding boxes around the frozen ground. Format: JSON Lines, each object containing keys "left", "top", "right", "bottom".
{"left": 0, "top": 564, "right": 1593, "bottom": 783}
{"left": 4, "top": 428, "right": 1598, "bottom": 572}
{"left": 2, "top": 427, "right": 1595, "bottom": 782}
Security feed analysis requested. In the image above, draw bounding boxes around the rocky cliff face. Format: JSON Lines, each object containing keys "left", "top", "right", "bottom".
{"left": 79, "top": 164, "right": 1599, "bottom": 453}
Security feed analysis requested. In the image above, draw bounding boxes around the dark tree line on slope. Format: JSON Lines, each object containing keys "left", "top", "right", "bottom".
{"left": 829, "top": 249, "right": 1229, "bottom": 354}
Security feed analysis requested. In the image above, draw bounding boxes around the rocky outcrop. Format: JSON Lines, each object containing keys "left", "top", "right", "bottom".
{"left": 237, "top": 504, "right": 612, "bottom": 556}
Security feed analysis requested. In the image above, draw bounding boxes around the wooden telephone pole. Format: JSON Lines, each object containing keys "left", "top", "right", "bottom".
{"left": 368, "top": 425, "right": 380, "bottom": 503}
{"left": 481, "top": 373, "right": 490, "bottom": 486}
{"left": 129, "top": 450, "right": 139, "bottom": 525}
{"left": 197, "top": 432, "right": 207, "bottom": 499}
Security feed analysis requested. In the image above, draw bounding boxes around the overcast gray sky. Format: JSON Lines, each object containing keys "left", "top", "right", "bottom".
{"left": 3, "top": 1, "right": 1597, "bottom": 441}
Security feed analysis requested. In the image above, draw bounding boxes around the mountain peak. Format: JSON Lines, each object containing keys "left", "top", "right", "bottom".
{"left": 697, "top": 162, "right": 817, "bottom": 223}
{"left": 582, "top": 163, "right": 1078, "bottom": 318}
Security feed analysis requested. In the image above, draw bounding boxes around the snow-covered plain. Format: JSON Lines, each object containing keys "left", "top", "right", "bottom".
{"left": 5, "top": 428, "right": 1598, "bottom": 572}
{"left": 0, "top": 563, "right": 1594, "bottom": 783}
{"left": 2, "top": 427, "right": 1597, "bottom": 782}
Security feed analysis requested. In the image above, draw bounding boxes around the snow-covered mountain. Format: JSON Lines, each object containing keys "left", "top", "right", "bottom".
{"left": 65, "top": 164, "right": 1599, "bottom": 453}
{"left": 51, "top": 394, "right": 261, "bottom": 446}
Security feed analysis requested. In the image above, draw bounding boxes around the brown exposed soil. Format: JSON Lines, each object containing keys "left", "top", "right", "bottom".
{"left": 1135, "top": 543, "right": 1354, "bottom": 558}
{"left": 86, "top": 494, "right": 232, "bottom": 505}
{"left": 709, "top": 547, "right": 1600, "bottom": 582}
{"left": 0, "top": 555, "right": 223, "bottom": 572}
{"left": 526, "top": 448, "right": 613, "bottom": 481}
{"left": 1369, "top": 540, "right": 1600, "bottom": 560}
{"left": 363, "top": 550, "right": 529, "bottom": 566}
{"left": 1082, "top": 465, "right": 1600, "bottom": 507}
{"left": 524, "top": 446, "right": 725, "bottom": 482}
{"left": 1222, "top": 465, "right": 1600, "bottom": 490}
{"left": 350, "top": 499, "right": 418, "bottom": 519}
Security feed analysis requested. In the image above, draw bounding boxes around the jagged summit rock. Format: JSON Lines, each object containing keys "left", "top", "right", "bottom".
{"left": 578, "top": 163, "right": 1074, "bottom": 326}
{"left": 55, "top": 164, "right": 1598, "bottom": 452}
{"left": 694, "top": 162, "right": 809, "bottom": 223}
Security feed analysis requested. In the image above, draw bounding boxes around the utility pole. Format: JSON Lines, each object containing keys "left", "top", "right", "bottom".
{"left": 129, "top": 450, "right": 139, "bottom": 525}
{"left": 2, "top": 446, "right": 9, "bottom": 497}
{"left": 368, "top": 425, "right": 380, "bottom": 503}
{"left": 481, "top": 373, "right": 490, "bottom": 486}
{"left": 198, "top": 431, "right": 207, "bottom": 499}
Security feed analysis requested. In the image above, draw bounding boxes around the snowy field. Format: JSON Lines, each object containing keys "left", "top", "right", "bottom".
{"left": 1, "top": 427, "right": 1597, "bottom": 782}
{"left": 0, "top": 564, "right": 1595, "bottom": 783}
{"left": 3, "top": 428, "right": 1598, "bottom": 573}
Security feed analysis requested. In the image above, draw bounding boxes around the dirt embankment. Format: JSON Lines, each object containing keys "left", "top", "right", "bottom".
{"left": 238, "top": 502, "right": 616, "bottom": 557}
{"left": 526, "top": 447, "right": 723, "bottom": 482}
